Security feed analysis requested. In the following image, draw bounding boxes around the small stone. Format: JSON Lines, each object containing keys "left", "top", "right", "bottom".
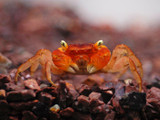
{"left": 119, "top": 92, "right": 146, "bottom": 111}
{"left": 111, "top": 97, "right": 124, "bottom": 114}
{"left": 0, "top": 74, "right": 11, "bottom": 83}
{"left": 9, "top": 99, "right": 38, "bottom": 111}
{"left": 32, "top": 102, "right": 49, "bottom": 117}
{"left": 91, "top": 105, "right": 107, "bottom": 120}
{"left": 65, "top": 82, "right": 79, "bottom": 100}
{"left": 74, "top": 95, "right": 90, "bottom": 112}
{"left": 58, "top": 81, "right": 79, "bottom": 108}
{"left": 89, "top": 92, "right": 101, "bottom": 100}
{"left": 39, "top": 87, "right": 57, "bottom": 96}
{"left": 60, "top": 107, "right": 74, "bottom": 117}
{"left": 38, "top": 92, "right": 55, "bottom": 106}
{"left": 78, "top": 95, "right": 90, "bottom": 106}
{"left": 78, "top": 84, "right": 92, "bottom": 96}
{"left": 7, "top": 89, "right": 36, "bottom": 102}
{"left": 83, "top": 75, "right": 104, "bottom": 87}
{"left": 104, "top": 111, "right": 116, "bottom": 120}
{"left": 49, "top": 111, "right": 60, "bottom": 120}
{"left": 8, "top": 116, "right": 19, "bottom": 120}
{"left": 72, "top": 112, "right": 92, "bottom": 120}
{"left": 0, "top": 100, "right": 10, "bottom": 116}
{"left": 22, "top": 111, "right": 38, "bottom": 120}
{"left": 50, "top": 104, "right": 60, "bottom": 112}
{"left": 0, "top": 89, "right": 6, "bottom": 99}
{"left": 124, "top": 78, "right": 133, "bottom": 86}
{"left": 147, "top": 87, "right": 160, "bottom": 112}
{"left": 89, "top": 92, "right": 104, "bottom": 111}
{"left": 5, "top": 81, "right": 25, "bottom": 91}
{"left": 24, "top": 79, "right": 40, "bottom": 90}
{"left": 91, "top": 104, "right": 106, "bottom": 114}
{"left": 40, "top": 83, "right": 49, "bottom": 89}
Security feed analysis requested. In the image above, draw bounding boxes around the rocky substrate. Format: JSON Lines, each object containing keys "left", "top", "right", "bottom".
{"left": 0, "top": 73, "right": 160, "bottom": 120}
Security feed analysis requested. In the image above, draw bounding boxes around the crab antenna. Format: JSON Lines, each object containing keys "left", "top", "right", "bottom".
{"left": 96, "top": 40, "right": 103, "bottom": 46}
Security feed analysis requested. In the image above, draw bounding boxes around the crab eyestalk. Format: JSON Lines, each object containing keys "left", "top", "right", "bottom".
{"left": 96, "top": 40, "right": 103, "bottom": 46}
{"left": 60, "top": 40, "right": 68, "bottom": 51}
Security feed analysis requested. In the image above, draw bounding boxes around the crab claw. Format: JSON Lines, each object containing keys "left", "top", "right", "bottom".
{"left": 87, "top": 64, "right": 97, "bottom": 73}
{"left": 67, "top": 67, "right": 76, "bottom": 73}
{"left": 67, "top": 63, "right": 79, "bottom": 73}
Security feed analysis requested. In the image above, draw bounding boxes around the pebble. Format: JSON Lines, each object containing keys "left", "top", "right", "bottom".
{"left": 60, "top": 107, "right": 74, "bottom": 117}
{"left": 83, "top": 74, "right": 104, "bottom": 86}
{"left": 24, "top": 79, "right": 40, "bottom": 90}
{"left": 7, "top": 89, "right": 36, "bottom": 102}
{"left": 50, "top": 104, "right": 60, "bottom": 112}
{"left": 0, "top": 89, "right": 6, "bottom": 99}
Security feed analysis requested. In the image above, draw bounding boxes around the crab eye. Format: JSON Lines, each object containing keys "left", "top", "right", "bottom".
{"left": 96, "top": 40, "right": 103, "bottom": 46}
{"left": 61, "top": 40, "right": 68, "bottom": 48}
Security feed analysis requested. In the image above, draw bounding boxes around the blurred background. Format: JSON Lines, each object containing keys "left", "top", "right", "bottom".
{"left": 0, "top": 0, "right": 160, "bottom": 77}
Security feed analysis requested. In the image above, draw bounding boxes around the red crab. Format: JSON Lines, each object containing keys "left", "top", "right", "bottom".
{"left": 15, "top": 40, "right": 143, "bottom": 91}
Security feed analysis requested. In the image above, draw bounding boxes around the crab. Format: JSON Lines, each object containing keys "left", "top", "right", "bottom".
{"left": 15, "top": 40, "right": 143, "bottom": 91}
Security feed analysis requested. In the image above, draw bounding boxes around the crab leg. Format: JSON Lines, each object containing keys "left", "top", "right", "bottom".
{"left": 103, "top": 44, "right": 143, "bottom": 92}
{"left": 30, "top": 59, "right": 39, "bottom": 76}
{"left": 15, "top": 55, "right": 40, "bottom": 82}
{"left": 45, "top": 61, "right": 56, "bottom": 86}
{"left": 15, "top": 49, "right": 63, "bottom": 86}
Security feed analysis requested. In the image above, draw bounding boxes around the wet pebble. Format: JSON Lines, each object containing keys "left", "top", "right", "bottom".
{"left": 24, "top": 79, "right": 40, "bottom": 90}
{"left": 60, "top": 107, "right": 74, "bottom": 117}
{"left": 0, "top": 89, "right": 6, "bottom": 99}
{"left": 7, "top": 89, "right": 36, "bottom": 102}
{"left": 22, "top": 111, "right": 38, "bottom": 120}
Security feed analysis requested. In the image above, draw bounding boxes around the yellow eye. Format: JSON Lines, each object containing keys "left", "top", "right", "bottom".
{"left": 61, "top": 40, "right": 68, "bottom": 47}
{"left": 96, "top": 40, "right": 103, "bottom": 46}
{"left": 60, "top": 40, "right": 68, "bottom": 51}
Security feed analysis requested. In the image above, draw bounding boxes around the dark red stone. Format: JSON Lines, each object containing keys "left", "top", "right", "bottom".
{"left": 89, "top": 92, "right": 101, "bottom": 100}
{"left": 0, "top": 100, "right": 10, "bottom": 116}
{"left": 9, "top": 99, "right": 39, "bottom": 111}
{"left": 8, "top": 116, "right": 19, "bottom": 120}
{"left": 49, "top": 111, "right": 60, "bottom": 120}
{"left": 147, "top": 87, "right": 160, "bottom": 111}
{"left": 0, "top": 74, "right": 11, "bottom": 83}
{"left": 58, "top": 81, "right": 79, "bottom": 108}
{"left": 74, "top": 95, "right": 90, "bottom": 112}
{"left": 119, "top": 92, "right": 146, "bottom": 111}
{"left": 7, "top": 89, "right": 36, "bottom": 102}
{"left": 145, "top": 87, "right": 160, "bottom": 119}
{"left": 104, "top": 111, "right": 116, "bottom": 120}
{"left": 60, "top": 107, "right": 74, "bottom": 117}
{"left": 22, "top": 111, "right": 38, "bottom": 120}
{"left": 38, "top": 92, "right": 55, "bottom": 106}
{"left": 72, "top": 112, "right": 92, "bottom": 120}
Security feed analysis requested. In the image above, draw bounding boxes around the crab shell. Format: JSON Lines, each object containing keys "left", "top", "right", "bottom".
{"left": 52, "top": 40, "right": 111, "bottom": 74}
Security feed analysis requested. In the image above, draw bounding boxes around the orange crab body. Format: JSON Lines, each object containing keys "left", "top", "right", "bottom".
{"left": 52, "top": 43, "right": 111, "bottom": 74}
{"left": 15, "top": 40, "right": 143, "bottom": 92}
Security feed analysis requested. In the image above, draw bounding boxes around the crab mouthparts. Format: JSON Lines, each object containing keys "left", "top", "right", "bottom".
{"left": 68, "top": 58, "right": 97, "bottom": 74}
{"left": 66, "top": 55, "right": 98, "bottom": 74}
